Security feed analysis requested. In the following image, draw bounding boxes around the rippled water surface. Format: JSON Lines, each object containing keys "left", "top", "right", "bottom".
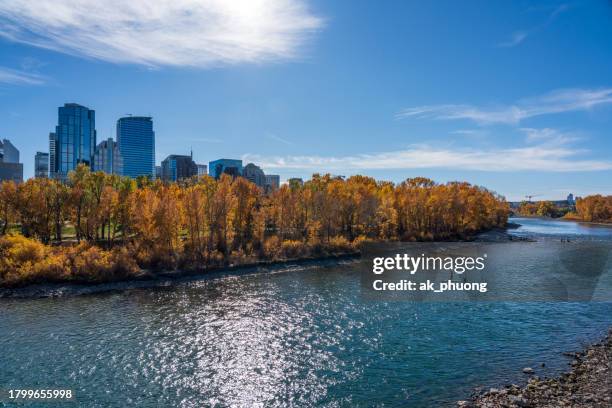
{"left": 510, "top": 216, "right": 612, "bottom": 238}
{"left": 1, "top": 218, "right": 612, "bottom": 407}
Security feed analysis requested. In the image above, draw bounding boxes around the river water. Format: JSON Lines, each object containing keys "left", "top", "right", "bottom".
{"left": 1, "top": 218, "right": 611, "bottom": 407}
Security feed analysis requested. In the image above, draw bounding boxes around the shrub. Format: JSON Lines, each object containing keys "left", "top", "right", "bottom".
{"left": 327, "top": 236, "right": 353, "bottom": 253}
{"left": 263, "top": 236, "right": 281, "bottom": 259}
{"left": 280, "top": 240, "right": 307, "bottom": 259}
{"left": 0, "top": 235, "right": 141, "bottom": 287}
{"left": 0, "top": 234, "right": 49, "bottom": 286}
{"left": 351, "top": 235, "right": 371, "bottom": 250}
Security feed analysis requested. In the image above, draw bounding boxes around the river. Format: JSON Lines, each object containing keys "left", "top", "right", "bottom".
{"left": 1, "top": 217, "right": 611, "bottom": 407}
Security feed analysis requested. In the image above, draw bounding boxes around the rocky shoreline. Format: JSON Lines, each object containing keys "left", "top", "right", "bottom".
{"left": 459, "top": 328, "right": 612, "bottom": 407}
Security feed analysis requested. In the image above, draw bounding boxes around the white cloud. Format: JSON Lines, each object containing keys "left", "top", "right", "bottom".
{"left": 450, "top": 130, "right": 479, "bottom": 135}
{"left": 243, "top": 144, "right": 612, "bottom": 173}
{"left": 519, "top": 127, "right": 580, "bottom": 145}
{"left": 397, "top": 88, "right": 612, "bottom": 125}
{"left": 498, "top": 31, "right": 528, "bottom": 48}
{"left": 0, "top": 66, "right": 45, "bottom": 85}
{"left": 0, "top": 0, "right": 324, "bottom": 67}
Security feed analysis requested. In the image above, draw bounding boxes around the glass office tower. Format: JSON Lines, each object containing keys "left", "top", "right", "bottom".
{"left": 161, "top": 154, "right": 197, "bottom": 182}
{"left": 208, "top": 159, "right": 243, "bottom": 179}
{"left": 94, "top": 138, "right": 122, "bottom": 175}
{"left": 116, "top": 116, "right": 155, "bottom": 179}
{"left": 52, "top": 103, "right": 96, "bottom": 180}
{"left": 35, "top": 152, "right": 49, "bottom": 178}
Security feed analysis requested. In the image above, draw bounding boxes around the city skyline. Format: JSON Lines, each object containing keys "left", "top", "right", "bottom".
{"left": 1, "top": 1, "right": 612, "bottom": 200}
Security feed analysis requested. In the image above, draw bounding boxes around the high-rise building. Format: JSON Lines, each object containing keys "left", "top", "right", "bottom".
{"left": 49, "top": 133, "right": 56, "bottom": 179}
{"left": 0, "top": 139, "right": 23, "bottom": 183}
{"left": 35, "top": 152, "right": 49, "bottom": 178}
{"left": 116, "top": 116, "right": 155, "bottom": 179}
{"left": 0, "top": 162, "right": 22, "bottom": 183}
{"left": 161, "top": 154, "right": 198, "bottom": 182}
{"left": 0, "top": 139, "right": 19, "bottom": 163}
{"left": 94, "top": 138, "right": 122, "bottom": 175}
{"left": 155, "top": 166, "right": 162, "bottom": 180}
{"left": 265, "top": 174, "right": 280, "bottom": 191}
{"left": 196, "top": 164, "right": 208, "bottom": 177}
{"left": 51, "top": 103, "right": 96, "bottom": 180}
{"left": 242, "top": 163, "right": 266, "bottom": 187}
{"left": 209, "top": 159, "right": 243, "bottom": 179}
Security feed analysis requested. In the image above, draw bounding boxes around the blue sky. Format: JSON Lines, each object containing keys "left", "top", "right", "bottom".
{"left": 0, "top": 0, "right": 611, "bottom": 200}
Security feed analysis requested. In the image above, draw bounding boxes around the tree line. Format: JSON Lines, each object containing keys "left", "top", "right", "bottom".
{"left": 516, "top": 195, "right": 612, "bottom": 223}
{"left": 0, "top": 165, "right": 509, "bottom": 286}
{"left": 517, "top": 201, "right": 566, "bottom": 218}
{"left": 571, "top": 195, "right": 612, "bottom": 223}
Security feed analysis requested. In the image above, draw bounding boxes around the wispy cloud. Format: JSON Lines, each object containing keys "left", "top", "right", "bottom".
{"left": 265, "top": 132, "right": 294, "bottom": 145}
{"left": 449, "top": 129, "right": 488, "bottom": 137}
{"left": 397, "top": 88, "right": 612, "bottom": 125}
{"left": 450, "top": 130, "right": 476, "bottom": 135}
{"left": 243, "top": 144, "right": 612, "bottom": 173}
{"left": 498, "top": 31, "right": 529, "bottom": 48}
{"left": 519, "top": 127, "right": 580, "bottom": 145}
{"left": 498, "top": 3, "right": 569, "bottom": 48}
{"left": 0, "top": 66, "right": 45, "bottom": 85}
{"left": 0, "top": 0, "right": 324, "bottom": 68}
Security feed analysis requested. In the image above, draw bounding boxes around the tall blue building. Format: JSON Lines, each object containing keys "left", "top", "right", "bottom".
{"left": 94, "top": 138, "right": 122, "bottom": 175}
{"left": 116, "top": 116, "right": 155, "bottom": 179}
{"left": 209, "top": 159, "right": 243, "bottom": 179}
{"left": 50, "top": 103, "right": 96, "bottom": 180}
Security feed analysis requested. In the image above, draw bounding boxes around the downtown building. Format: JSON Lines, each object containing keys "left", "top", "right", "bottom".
{"left": 116, "top": 116, "right": 155, "bottom": 179}
{"left": 265, "top": 174, "right": 280, "bottom": 192}
{"left": 94, "top": 138, "right": 122, "bottom": 175}
{"left": 208, "top": 158, "right": 243, "bottom": 179}
{"left": 242, "top": 162, "right": 266, "bottom": 188}
{"left": 196, "top": 164, "right": 208, "bottom": 177}
{"left": 34, "top": 151, "right": 49, "bottom": 178}
{"left": 0, "top": 139, "right": 23, "bottom": 183}
{"left": 49, "top": 103, "right": 97, "bottom": 181}
{"left": 161, "top": 154, "right": 198, "bottom": 182}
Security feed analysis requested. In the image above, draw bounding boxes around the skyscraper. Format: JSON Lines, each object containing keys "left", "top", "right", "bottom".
{"left": 0, "top": 139, "right": 23, "bottom": 183}
{"left": 243, "top": 162, "right": 266, "bottom": 187}
{"left": 51, "top": 103, "right": 96, "bottom": 180}
{"left": 0, "top": 139, "right": 19, "bottom": 163}
{"left": 161, "top": 154, "right": 198, "bottom": 182}
{"left": 116, "top": 116, "right": 155, "bottom": 179}
{"left": 94, "top": 138, "right": 122, "bottom": 175}
{"left": 48, "top": 133, "right": 56, "bottom": 179}
{"left": 35, "top": 152, "right": 49, "bottom": 178}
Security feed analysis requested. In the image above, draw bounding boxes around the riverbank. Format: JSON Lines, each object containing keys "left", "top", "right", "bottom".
{"left": 0, "top": 223, "right": 525, "bottom": 299}
{"left": 460, "top": 328, "right": 612, "bottom": 408}
{"left": 0, "top": 251, "right": 360, "bottom": 299}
